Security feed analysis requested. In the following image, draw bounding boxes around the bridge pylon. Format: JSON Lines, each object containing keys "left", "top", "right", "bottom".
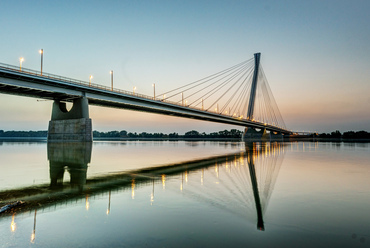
{"left": 47, "top": 97, "right": 93, "bottom": 142}
{"left": 243, "top": 53, "right": 266, "bottom": 142}
{"left": 246, "top": 53, "right": 261, "bottom": 120}
{"left": 242, "top": 53, "right": 285, "bottom": 142}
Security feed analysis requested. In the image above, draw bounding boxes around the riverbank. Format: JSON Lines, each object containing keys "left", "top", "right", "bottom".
{"left": 1, "top": 137, "right": 370, "bottom": 142}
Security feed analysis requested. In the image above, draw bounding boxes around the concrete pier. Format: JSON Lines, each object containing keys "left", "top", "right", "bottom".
{"left": 243, "top": 128, "right": 287, "bottom": 142}
{"left": 242, "top": 127, "right": 269, "bottom": 142}
{"left": 47, "top": 97, "right": 92, "bottom": 142}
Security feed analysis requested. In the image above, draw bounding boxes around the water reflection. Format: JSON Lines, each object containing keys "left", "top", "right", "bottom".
{"left": 10, "top": 214, "right": 16, "bottom": 232}
{"left": 30, "top": 210, "right": 36, "bottom": 243}
{"left": 48, "top": 142, "right": 92, "bottom": 191}
{"left": 175, "top": 142, "right": 285, "bottom": 231}
{"left": 1, "top": 141, "right": 285, "bottom": 242}
{"left": 247, "top": 142, "right": 285, "bottom": 230}
{"left": 247, "top": 143, "right": 265, "bottom": 230}
{"left": 106, "top": 190, "right": 111, "bottom": 215}
{"left": 2, "top": 141, "right": 370, "bottom": 247}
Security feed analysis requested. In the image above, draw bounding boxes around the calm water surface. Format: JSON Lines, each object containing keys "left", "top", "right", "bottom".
{"left": 0, "top": 141, "right": 369, "bottom": 247}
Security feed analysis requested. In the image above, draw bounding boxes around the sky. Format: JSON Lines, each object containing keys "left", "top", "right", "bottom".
{"left": 0, "top": 0, "right": 369, "bottom": 134}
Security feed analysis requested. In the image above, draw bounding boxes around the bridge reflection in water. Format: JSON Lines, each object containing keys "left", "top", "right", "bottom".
{"left": 1, "top": 141, "right": 285, "bottom": 241}
{"left": 48, "top": 142, "right": 92, "bottom": 191}
{"left": 175, "top": 142, "right": 285, "bottom": 231}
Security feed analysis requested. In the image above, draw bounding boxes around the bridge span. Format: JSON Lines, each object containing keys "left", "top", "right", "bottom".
{"left": 0, "top": 53, "right": 294, "bottom": 141}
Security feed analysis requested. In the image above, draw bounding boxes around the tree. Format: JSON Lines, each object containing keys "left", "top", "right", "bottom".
{"left": 169, "top": 132, "right": 179, "bottom": 138}
{"left": 331, "top": 130, "right": 341, "bottom": 138}
{"left": 184, "top": 130, "right": 201, "bottom": 138}
{"left": 119, "top": 130, "right": 128, "bottom": 137}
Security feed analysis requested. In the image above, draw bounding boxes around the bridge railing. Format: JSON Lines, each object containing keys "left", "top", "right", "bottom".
{"left": 0, "top": 62, "right": 211, "bottom": 112}
{"left": 0, "top": 62, "right": 286, "bottom": 131}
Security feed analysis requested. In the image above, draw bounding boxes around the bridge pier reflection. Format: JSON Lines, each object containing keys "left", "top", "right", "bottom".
{"left": 47, "top": 142, "right": 92, "bottom": 191}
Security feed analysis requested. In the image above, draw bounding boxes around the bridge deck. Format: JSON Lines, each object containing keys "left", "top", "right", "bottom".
{"left": 0, "top": 63, "right": 292, "bottom": 134}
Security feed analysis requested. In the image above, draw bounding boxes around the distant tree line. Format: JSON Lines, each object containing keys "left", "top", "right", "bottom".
{"left": 0, "top": 129, "right": 243, "bottom": 139}
{"left": 0, "top": 130, "right": 47, "bottom": 137}
{"left": 92, "top": 130, "right": 176, "bottom": 138}
{"left": 92, "top": 129, "right": 243, "bottom": 139}
{"left": 317, "top": 130, "right": 370, "bottom": 139}
{"left": 183, "top": 129, "right": 243, "bottom": 138}
{"left": 1, "top": 129, "right": 370, "bottom": 140}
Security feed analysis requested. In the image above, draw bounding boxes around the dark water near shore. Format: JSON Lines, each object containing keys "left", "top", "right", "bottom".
{"left": 0, "top": 141, "right": 369, "bottom": 247}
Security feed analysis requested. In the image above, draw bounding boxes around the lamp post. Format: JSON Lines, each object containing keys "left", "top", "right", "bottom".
{"left": 133, "top": 86, "right": 136, "bottom": 95}
{"left": 110, "top": 70, "right": 113, "bottom": 91}
{"left": 39, "top": 49, "right": 43, "bottom": 75}
{"left": 19, "top": 57, "right": 24, "bottom": 71}
{"left": 152, "top": 83, "right": 155, "bottom": 99}
{"left": 89, "top": 75, "right": 93, "bottom": 86}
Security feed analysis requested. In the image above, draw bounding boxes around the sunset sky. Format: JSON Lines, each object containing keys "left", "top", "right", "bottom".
{"left": 1, "top": 0, "right": 369, "bottom": 134}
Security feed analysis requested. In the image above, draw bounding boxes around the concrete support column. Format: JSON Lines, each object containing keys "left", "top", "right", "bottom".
{"left": 48, "top": 97, "right": 92, "bottom": 142}
{"left": 242, "top": 127, "right": 268, "bottom": 142}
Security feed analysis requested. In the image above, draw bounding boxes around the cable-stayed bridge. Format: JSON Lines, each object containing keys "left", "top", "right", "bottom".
{"left": 0, "top": 53, "right": 294, "bottom": 141}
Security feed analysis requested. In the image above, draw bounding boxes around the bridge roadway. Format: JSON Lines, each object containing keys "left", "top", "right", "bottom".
{"left": 0, "top": 63, "right": 292, "bottom": 135}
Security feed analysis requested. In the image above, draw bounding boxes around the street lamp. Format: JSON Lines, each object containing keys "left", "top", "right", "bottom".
{"left": 152, "top": 83, "right": 155, "bottom": 100}
{"left": 19, "top": 57, "right": 24, "bottom": 71}
{"left": 133, "top": 86, "right": 136, "bottom": 95}
{"left": 39, "top": 49, "right": 43, "bottom": 75}
{"left": 89, "top": 75, "right": 93, "bottom": 86}
{"left": 110, "top": 70, "right": 113, "bottom": 91}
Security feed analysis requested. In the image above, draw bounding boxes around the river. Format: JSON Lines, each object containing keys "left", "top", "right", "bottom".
{"left": 0, "top": 141, "right": 369, "bottom": 247}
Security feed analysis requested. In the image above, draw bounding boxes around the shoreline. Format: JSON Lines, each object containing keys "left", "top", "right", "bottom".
{"left": 0, "top": 137, "right": 370, "bottom": 142}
